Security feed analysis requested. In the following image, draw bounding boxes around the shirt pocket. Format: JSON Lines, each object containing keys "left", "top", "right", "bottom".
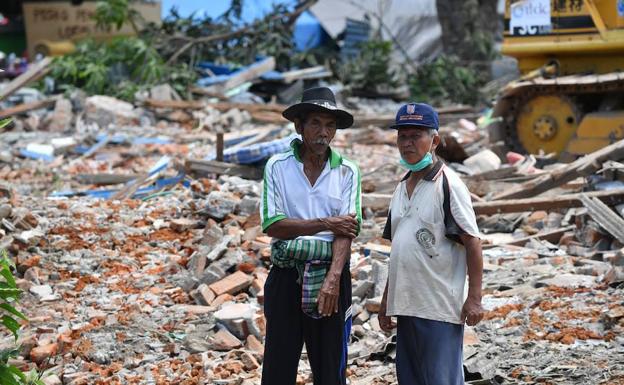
{"left": 328, "top": 196, "right": 343, "bottom": 216}
{"left": 414, "top": 216, "right": 440, "bottom": 258}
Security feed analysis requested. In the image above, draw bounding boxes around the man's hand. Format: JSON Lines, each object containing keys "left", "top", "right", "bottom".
{"left": 461, "top": 296, "right": 484, "bottom": 326}
{"left": 317, "top": 273, "right": 340, "bottom": 317}
{"left": 320, "top": 213, "right": 358, "bottom": 238}
{"left": 379, "top": 302, "right": 396, "bottom": 332}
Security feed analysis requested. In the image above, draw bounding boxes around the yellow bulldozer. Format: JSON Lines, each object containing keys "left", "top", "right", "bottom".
{"left": 489, "top": 0, "right": 624, "bottom": 159}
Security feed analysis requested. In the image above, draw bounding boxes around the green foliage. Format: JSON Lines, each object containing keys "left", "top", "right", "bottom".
{"left": 339, "top": 39, "right": 398, "bottom": 93}
{"left": 94, "top": 0, "right": 141, "bottom": 33}
{"left": 50, "top": 38, "right": 196, "bottom": 101}
{"left": 49, "top": 0, "right": 195, "bottom": 100}
{"left": 0, "top": 119, "right": 12, "bottom": 130}
{"left": 0, "top": 250, "right": 44, "bottom": 385}
{"left": 409, "top": 55, "right": 484, "bottom": 106}
{"left": 151, "top": 2, "right": 321, "bottom": 71}
{"left": 0, "top": 253, "right": 25, "bottom": 340}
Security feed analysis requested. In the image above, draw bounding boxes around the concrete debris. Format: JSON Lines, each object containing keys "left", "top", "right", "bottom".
{"left": 84, "top": 95, "right": 141, "bottom": 128}
{"left": 1, "top": 86, "right": 624, "bottom": 384}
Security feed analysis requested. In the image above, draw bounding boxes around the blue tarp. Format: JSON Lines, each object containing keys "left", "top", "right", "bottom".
{"left": 206, "top": 132, "right": 298, "bottom": 165}
{"left": 50, "top": 155, "right": 184, "bottom": 199}
{"left": 50, "top": 174, "right": 189, "bottom": 199}
{"left": 19, "top": 150, "right": 54, "bottom": 162}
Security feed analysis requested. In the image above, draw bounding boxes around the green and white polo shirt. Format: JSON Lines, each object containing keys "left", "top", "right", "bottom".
{"left": 261, "top": 139, "right": 362, "bottom": 242}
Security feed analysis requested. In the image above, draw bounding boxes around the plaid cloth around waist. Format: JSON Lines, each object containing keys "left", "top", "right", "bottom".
{"left": 271, "top": 239, "right": 333, "bottom": 318}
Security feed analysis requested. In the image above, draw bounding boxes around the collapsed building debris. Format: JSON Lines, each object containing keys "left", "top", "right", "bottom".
{"left": 0, "top": 85, "right": 623, "bottom": 384}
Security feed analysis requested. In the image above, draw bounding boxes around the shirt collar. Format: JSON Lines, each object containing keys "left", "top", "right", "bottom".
{"left": 401, "top": 159, "right": 445, "bottom": 182}
{"left": 291, "top": 138, "right": 342, "bottom": 169}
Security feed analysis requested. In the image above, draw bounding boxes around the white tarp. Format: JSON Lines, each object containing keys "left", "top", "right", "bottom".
{"left": 310, "top": 0, "right": 505, "bottom": 64}
{"left": 310, "top": 0, "right": 440, "bottom": 64}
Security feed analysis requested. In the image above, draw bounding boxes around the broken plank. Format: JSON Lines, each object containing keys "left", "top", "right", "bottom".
{"left": 144, "top": 99, "right": 288, "bottom": 116}
{"left": 474, "top": 189, "right": 624, "bottom": 215}
{"left": 492, "top": 138, "right": 624, "bottom": 200}
{"left": 144, "top": 99, "right": 204, "bottom": 109}
{"left": 484, "top": 225, "right": 575, "bottom": 248}
{"left": 224, "top": 126, "right": 281, "bottom": 142}
{"left": 466, "top": 165, "right": 520, "bottom": 181}
{"left": 186, "top": 159, "right": 263, "bottom": 180}
{"left": 74, "top": 174, "right": 139, "bottom": 185}
{"left": 364, "top": 192, "right": 488, "bottom": 212}
{"left": 211, "top": 56, "right": 276, "bottom": 94}
{"left": 227, "top": 128, "right": 277, "bottom": 151}
{"left": 249, "top": 110, "right": 286, "bottom": 124}
{"left": 189, "top": 87, "right": 228, "bottom": 100}
{"left": 110, "top": 173, "right": 150, "bottom": 201}
{"left": 0, "top": 96, "right": 60, "bottom": 119}
{"left": 580, "top": 194, "right": 624, "bottom": 244}
{"left": 210, "top": 102, "right": 286, "bottom": 113}
{"left": 0, "top": 57, "right": 52, "bottom": 102}
{"left": 216, "top": 132, "right": 224, "bottom": 162}
{"left": 263, "top": 65, "right": 331, "bottom": 83}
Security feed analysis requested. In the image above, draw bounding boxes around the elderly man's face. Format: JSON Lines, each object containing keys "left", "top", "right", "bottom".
{"left": 296, "top": 111, "right": 337, "bottom": 156}
{"left": 397, "top": 126, "right": 439, "bottom": 164}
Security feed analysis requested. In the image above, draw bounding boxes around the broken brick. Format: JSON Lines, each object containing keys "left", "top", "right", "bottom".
{"left": 209, "top": 271, "right": 253, "bottom": 296}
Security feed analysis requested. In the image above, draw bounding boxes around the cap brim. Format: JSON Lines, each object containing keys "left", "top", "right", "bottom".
{"left": 389, "top": 122, "right": 438, "bottom": 130}
{"left": 283, "top": 102, "right": 354, "bottom": 129}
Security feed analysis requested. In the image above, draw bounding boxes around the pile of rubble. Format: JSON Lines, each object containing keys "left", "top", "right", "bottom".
{"left": 1, "top": 77, "right": 624, "bottom": 383}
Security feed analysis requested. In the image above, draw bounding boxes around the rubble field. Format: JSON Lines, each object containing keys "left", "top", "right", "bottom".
{"left": 0, "top": 90, "right": 623, "bottom": 385}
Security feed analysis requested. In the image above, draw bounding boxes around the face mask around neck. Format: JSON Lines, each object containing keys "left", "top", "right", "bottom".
{"left": 400, "top": 152, "right": 433, "bottom": 171}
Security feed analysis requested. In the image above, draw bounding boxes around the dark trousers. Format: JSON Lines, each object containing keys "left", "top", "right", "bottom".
{"left": 396, "top": 316, "right": 464, "bottom": 385}
{"left": 261, "top": 265, "right": 352, "bottom": 385}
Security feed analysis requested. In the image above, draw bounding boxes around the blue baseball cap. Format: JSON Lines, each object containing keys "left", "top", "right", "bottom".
{"left": 389, "top": 103, "right": 439, "bottom": 130}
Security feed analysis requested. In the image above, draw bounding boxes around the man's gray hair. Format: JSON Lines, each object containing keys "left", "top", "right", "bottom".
{"left": 429, "top": 128, "right": 438, "bottom": 136}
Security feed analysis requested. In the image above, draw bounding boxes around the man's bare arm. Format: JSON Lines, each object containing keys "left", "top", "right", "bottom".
{"left": 318, "top": 236, "right": 352, "bottom": 316}
{"left": 460, "top": 234, "right": 484, "bottom": 326}
{"left": 266, "top": 215, "right": 358, "bottom": 240}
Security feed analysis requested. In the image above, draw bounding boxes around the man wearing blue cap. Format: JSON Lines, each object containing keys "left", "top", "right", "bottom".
{"left": 378, "top": 103, "right": 484, "bottom": 385}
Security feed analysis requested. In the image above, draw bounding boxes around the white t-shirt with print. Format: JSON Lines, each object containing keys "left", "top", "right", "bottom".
{"left": 383, "top": 161, "right": 480, "bottom": 324}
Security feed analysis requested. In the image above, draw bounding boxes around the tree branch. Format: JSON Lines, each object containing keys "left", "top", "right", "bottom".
{"left": 165, "top": 0, "right": 318, "bottom": 66}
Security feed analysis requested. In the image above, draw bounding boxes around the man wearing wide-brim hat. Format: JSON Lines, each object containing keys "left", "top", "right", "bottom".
{"left": 378, "top": 103, "right": 484, "bottom": 385}
{"left": 260, "top": 87, "right": 361, "bottom": 385}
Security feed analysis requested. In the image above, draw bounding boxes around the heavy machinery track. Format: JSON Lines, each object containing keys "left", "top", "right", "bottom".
{"left": 491, "top": 72, "right": 624, "bottom": 155}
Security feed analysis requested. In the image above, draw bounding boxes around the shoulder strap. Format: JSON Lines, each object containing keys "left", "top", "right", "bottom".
{"left": 442, "top": 172, "right": 451, "bottom": 227}
{"left": 442, "top": 172, "right": 464, "bottom": 245}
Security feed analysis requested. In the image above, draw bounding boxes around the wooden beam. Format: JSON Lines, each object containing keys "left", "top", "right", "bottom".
{"left": 143, "top": 99, "right": 288, "bottom": 117}
{"left": 279, "top": 66, "right": 330, "bottom": 83}
{"left": 484, "top": 225, "right": 575, "bottom": 248}
{"left": 186, "top": 159, "right": 263, "bottom": 180}
{"left": 0, "top": 57, "right": 52, "bottom": 102}
{"left": 74, "top": 174, "right": 139, "bottom": 185}
{"left": 213, "top": 57, "right": 276, "bottom": 94}
{"left": 492, "top": 138, "right": 624, "bottom": 200}
{"left": 363, "top": 189, "right": 624, "bottom": 215}
{"left": 210, "top": 102, "right": 286, "bottom": 113}
{"left": 144, "top": 99, "right": 204, "bottom": 109}
{"left": 474, "top": 189, "right": 624, "bottom": 215}
{"left": 216, "top": 132, "right": 224, "bottom": 162}
{"left": 0, "top": 96, "right": 60, "bottom": 119}
{"left": 580, "top": 194, "right": 624, "bottom": 244}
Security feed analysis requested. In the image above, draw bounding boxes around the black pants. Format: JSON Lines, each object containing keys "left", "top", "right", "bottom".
{"left": 261, "top": 265, "right": 352, "bottom": 385}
